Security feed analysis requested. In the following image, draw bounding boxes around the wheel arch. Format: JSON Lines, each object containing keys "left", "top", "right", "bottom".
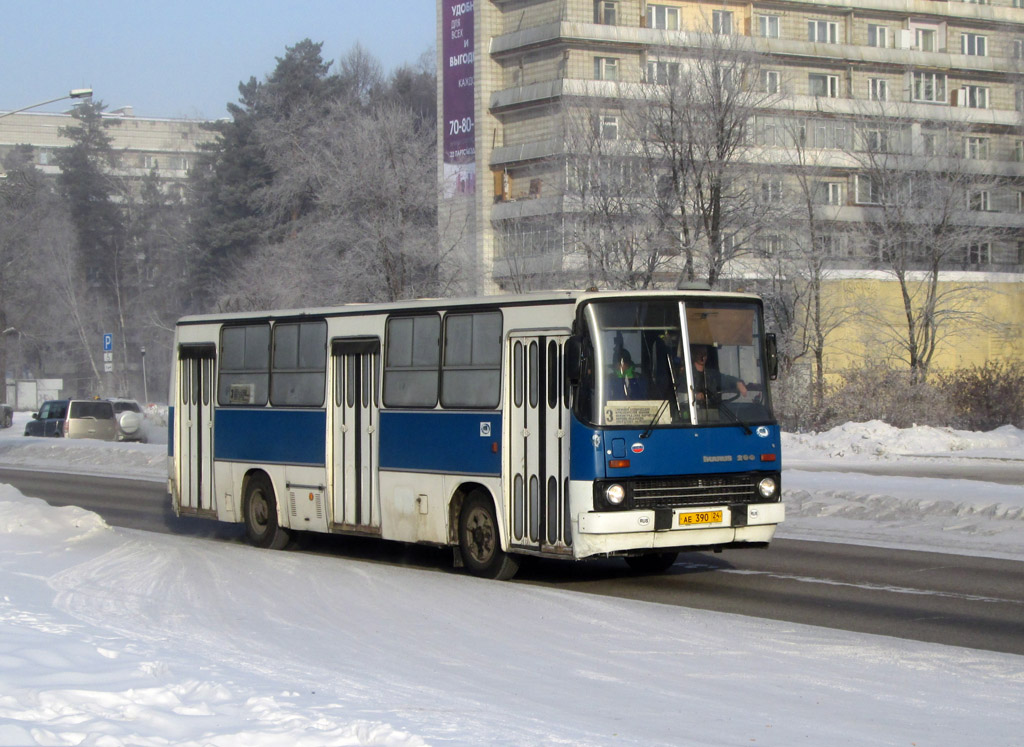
{"left": 448, "top": 481, "right": 508, "bottom": 551}
{"left": 241, "top": 467, "right": 283, "bottom": 523}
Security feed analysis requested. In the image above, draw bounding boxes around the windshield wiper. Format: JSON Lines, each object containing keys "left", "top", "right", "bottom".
{"left": 639, "top": 398, "right": 671, "bottom": 439}
{"left": 717, "top": 402, "right": 753, "bottom": 436}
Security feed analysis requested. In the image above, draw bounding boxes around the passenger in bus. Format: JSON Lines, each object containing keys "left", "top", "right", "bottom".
{"left": 685, "top": 345, "right": 747, "bottom": 405}
{"left": 607, "top": 350, "right": 648, "bottom": 400}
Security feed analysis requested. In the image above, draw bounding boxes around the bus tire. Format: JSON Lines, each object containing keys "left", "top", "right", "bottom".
{"left": 458, "top": 493, "right": 520, "bottom": 581}
{"left": 243, "top": 473, "right": 290, "bottom": 550}
{"left": 624, "top": 552, "right": 678, "bottom": 574}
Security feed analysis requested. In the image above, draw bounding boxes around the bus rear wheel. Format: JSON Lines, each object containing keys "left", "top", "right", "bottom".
{"left": 624, "top": 552, "right": 679, "bottom": 574}
{"left": 243, "top": 474, "right": 290, "bottom": 550}
{"left": 458, "top": 493, "right": 520, "bottom": 581}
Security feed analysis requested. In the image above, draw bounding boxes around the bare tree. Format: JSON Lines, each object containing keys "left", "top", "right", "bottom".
{"left": 628, "top": 33, "right": 780, "bottom": 287}
{"left": 561, "top": 98, "right": 667, "bottom": 288}
{"left": 844, "top": 102, "right": 1007, "bottom": 381}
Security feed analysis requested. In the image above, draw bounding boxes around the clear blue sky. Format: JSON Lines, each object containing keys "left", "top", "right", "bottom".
{"left": 1, "top": 0, "right": 436, "bottom": 120}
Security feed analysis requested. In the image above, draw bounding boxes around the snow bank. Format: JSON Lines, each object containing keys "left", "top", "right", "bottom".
{"left": 783, "top": 420, "right": 1024, "bottom": 460}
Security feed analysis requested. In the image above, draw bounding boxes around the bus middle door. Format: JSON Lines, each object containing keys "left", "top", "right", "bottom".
{"left": 330, "top": 338, "right": 381, "bottom": 534}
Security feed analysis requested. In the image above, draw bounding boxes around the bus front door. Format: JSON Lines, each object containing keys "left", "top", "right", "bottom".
{"left": 330, "top": 338, "right": 381, "bottom": 534}
{"left": 176, "top": 345, "right": 216, "bottom": 516}
{"left": 507, "top": 333, "right": 572, "bottom": 554}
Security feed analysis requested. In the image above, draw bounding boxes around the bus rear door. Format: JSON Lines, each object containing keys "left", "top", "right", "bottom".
{"left": 176, "top": 344, "right": 216, "bottom": 515}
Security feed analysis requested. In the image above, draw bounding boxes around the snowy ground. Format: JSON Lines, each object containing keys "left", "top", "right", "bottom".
{"left": 0, "top": 411, "right": 1022, "bottom": 746}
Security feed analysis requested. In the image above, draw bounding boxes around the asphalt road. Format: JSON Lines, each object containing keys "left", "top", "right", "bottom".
{"left": 2, "top": 466, "right": 1022, "bottom": 656}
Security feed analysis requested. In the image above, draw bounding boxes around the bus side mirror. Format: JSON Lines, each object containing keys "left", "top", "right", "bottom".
{"left": 565, "top": 336, "right": 583, "bottom": 383}
{"left": 765, "top": 333, "right": 779, "bottom": 380}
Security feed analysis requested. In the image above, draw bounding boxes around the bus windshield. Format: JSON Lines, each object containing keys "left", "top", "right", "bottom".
{"left": 577, "top": 299, "right": 774, "bottom": 428}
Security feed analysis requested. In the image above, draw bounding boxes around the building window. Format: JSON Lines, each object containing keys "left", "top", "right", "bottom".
{"left": 762, "top": 70, "right": 781, "bottom": 94}
{"left": 808, "top": 118, "right": 849, "bottom": 149}
{"left": 594, "top": 0, "right": 616, "bottom": 25}
{"left": 760, "top": 235, "right": 783, "bottom": 257}
{"left": 922, "top": 133, "right": 937, "bottom": 156}
{"left": 647, "top": 4, "right": 679, "bottom": 31}
{"left": 916, "top": 28, "right": 937, "bottom": 52}
{"left": 1015, "top": 90, "right": 1024, "bottom": 112}
{"left": 867, "top": 24, "right": 888, "bottom": 48}
{"left": 808, "top": 20, "right": 839, "bottom": 44}
{"left": 855, "top": 174, "right": 883, "bottom": 204}
{"left": 1018, "top": 191, "right": 1024, "bottom": 212}
{"left": 594, "top": 57, "right": 619, "bottom": 81}
{"left": 862, "top": 129, "right": 891, "bottom": 152}
{"left": 758, "top": 15, "right": 780, "bottom": 38}
{"left": 713, "top": 10, "right": 733, "bottom": 34}
{"left": 962, "top": 85, "right": 989, "bottom": 109}
{"left": 760, "top": 179, "right": 783, "bottom": 203}
{"left": 961, "top": 33, "right": 987, "bottom": 56}
{"left": 1016, "top": 140, "right": 1024, "bottom": 162}
{"left": 911, "top": 72, "right": 946, "bottom": 103}
{"left": 968, "top": 190, "right": 990, "bottom": 211}
{"left": 869, "top": 78, "right": 888, "bottom": 101}
{"left": 964, "top": 136, "right": 989, "bottom": 160}
{"left": 1013, "top": 39, "right": 1024, "bottom": 60}
{"left": 647, "top": 60, "right": 680, "bottom": 84}
{"left": 809, "top": 73, "right": 839, "bottom": 98}
{"left": 821, "top": 181, "right": 844, "bottom": 205}
{"left": 965, "top": 243, "right": 991, "bottom": 264}
{"left": 598, "top": 114, "right": 619, "bottom": 140}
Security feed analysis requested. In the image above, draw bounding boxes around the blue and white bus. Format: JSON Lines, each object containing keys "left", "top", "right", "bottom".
{"left": 169, "top": 290, "right": 783, "bottom": 579}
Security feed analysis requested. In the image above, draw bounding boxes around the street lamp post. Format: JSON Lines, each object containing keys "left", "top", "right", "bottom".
{"left": 140, "top": 347, "right": 148, "bottom": 404}
{"left": 0, "top": 88, "right": 93, "bottom": 120}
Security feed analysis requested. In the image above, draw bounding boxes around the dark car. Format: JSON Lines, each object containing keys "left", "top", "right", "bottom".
{"left": 24, "top": 399, "right": 69, "bottom": 437}
{"left": 0, "top": 403, "right": 12, "bottom": 429}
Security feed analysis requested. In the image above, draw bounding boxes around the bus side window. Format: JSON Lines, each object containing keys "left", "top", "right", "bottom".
{"left": 383, "top": 315, "right": 440, "bottom": 408}
{"left": 270, "top": 321, "right": 327, "bottom": 407}
{"left": 441, "top": 311, "right": 502, "bottom": 409}
{"left": 219, "top": 324, "right": 270, "bottom": 406}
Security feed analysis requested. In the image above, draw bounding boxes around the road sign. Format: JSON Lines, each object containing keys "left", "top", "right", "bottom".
{"left": 103, "top": 334, "right": 112, "bottom": 352}
{"left": 103, "top": 362, "right": 113, "bottom": 373}
{"left": 103, "top": 352, "right": 113, "bottom": 363}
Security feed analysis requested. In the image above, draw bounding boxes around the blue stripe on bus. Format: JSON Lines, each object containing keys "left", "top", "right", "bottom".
{"left": 214, "top": 408, "right": 327, "bottom": 466}
{"left": 378, "top": 410, "right": 501, "bottom": 475}
{"left": 569, "top": 415, "right": 781, "bottom": 480}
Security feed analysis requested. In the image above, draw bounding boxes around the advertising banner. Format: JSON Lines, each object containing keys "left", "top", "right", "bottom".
{"left": 443, "top": 0, "right": 475, "bottom": 197}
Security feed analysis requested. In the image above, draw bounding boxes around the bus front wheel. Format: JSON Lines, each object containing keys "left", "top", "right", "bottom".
{"left": 243, "top": 474, "right": 290, "bottom": 550}
{"left": 458, "top": 493, "right": 520, "bottom": 581}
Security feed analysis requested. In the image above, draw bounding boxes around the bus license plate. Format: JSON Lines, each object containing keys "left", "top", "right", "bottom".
{"left": 678, "top": 510, "right": 723, "bottom": 526}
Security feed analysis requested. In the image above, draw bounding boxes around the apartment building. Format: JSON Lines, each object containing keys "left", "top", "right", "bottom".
{"left": 437, "top": 0, "right": 1024, "bottom": 365}
{"left": 0, "top": 107, "right": 213, "bottom": 191}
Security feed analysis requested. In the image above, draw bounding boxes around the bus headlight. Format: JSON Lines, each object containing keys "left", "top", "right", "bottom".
{"left": 757, "top": 477, "right": 777, "bottom": 499}
{"left": 604, "top": 484, "right": 626, "bottom": 506}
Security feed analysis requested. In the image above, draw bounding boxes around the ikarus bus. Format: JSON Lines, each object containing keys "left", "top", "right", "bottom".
{"left": 169, "top": 289, "right": 784, "bottom": 579}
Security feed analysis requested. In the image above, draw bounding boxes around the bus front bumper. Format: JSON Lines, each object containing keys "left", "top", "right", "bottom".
{"left": 574, "top": 502, "right": 784, "bottom": 558}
